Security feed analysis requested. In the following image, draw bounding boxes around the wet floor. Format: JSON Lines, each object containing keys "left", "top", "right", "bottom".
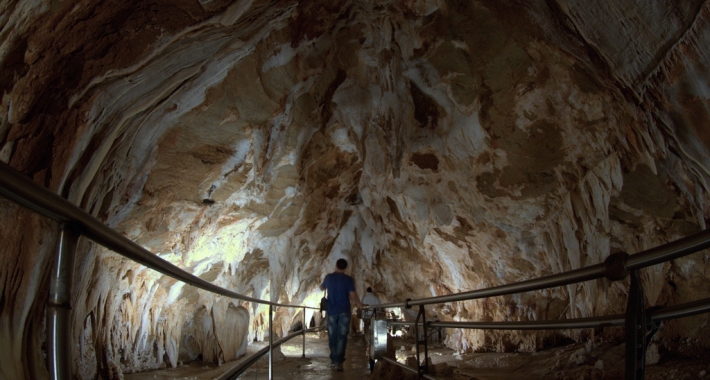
{"left": 125, "top": 332, "right": 373, "bottom": 380}
{"left": 239, "top": 333, "right": 373, "bottom": 380}
{"left": 123, "top": 332, "right": 710, "bottom": 380}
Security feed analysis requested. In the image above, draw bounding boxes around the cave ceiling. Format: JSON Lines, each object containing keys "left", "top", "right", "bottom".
{"left": 1, "top": 0, "right": 710, "bottom": 375}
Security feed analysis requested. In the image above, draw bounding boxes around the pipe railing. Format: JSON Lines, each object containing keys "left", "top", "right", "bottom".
{"left": 0, "top": 161, "right": 317, "bottom": 309}
{"left": 371, "top": 228, "right": 710, "bottom": 310}
{"left": 0, "top": 161, "right": 318, "bottom": 380}
{"left": 364, "top": 228, "right": 710, "bottom": 379}
{"left": 625, "top": 228, "right": 710, "bottom": 270}
{"left": 216, "top": 326, "right": 324, "bottom": 380}
{"left": 388, "top": 295, "right": 710, "bottom": 331}
{"left": 378, "top": 298, "right": 709, "bottom": 377}
{"left": 46, "top": 225, "right": 79, "bottom": 379}
{"left": 650, "top": 297, "right": 710, "bottom": 321}
{"left": 376, "top": 263, "right": 608, "bottom": 308}
{"left": 4, "top": 160, "right": 710, "bottom": 380}
{"left": 381, "top": 357, "right": 441, "bottom": 380}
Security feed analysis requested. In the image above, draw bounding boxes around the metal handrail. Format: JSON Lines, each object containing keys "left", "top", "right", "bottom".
{"left": 369, "top": 228, "right": 710, "bottom": 309}
{"left": 386, "top": 295, "right": 710, "bottom": 331}
{"left": 651, "top": 297, "right": 710, "bottom": 322}
{"left": 381, "top": 357, "right": 441, "bottom": 380}
{"left": 390, "top": 315, "right": 625, "bottom": 330}
{"left": 0, "top": 161, "right": 316, "bottom": 309}
{"left": 216, "top": 326, "right": 323, "bottom": 380}
{"left": 374, "top": 264, "right": 607, "bottom": 309}
{"left": 365, "top": 229, "right": 710, "bottom": 380}
{"left": 0, "top": 160, "right": 319, "bottom": 380}
{"left": 626, "top": 228, "right": 710, "bottom": 270}
{"left": 5, "top": 159, "right": 710, "bottom": 379}
{"left": 375, "top": 297, "right": 710, "bottom": 380}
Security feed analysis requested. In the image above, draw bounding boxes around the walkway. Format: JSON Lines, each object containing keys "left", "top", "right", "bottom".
{"left": 239, "top": 333, "right": 372, "bottom": 380}
{"left": 125, "top": 332, "right": 372, "bottom": 380}
{"left": 120, "top": 332, "right": 710, "bottom": 380}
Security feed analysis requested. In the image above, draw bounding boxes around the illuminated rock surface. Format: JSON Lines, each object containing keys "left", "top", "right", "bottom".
{"left": 1, "top": 0, "right": 710, "bottom": 378}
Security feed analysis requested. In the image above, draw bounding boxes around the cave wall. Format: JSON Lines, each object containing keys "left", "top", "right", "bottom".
{"left": 1, "top": 0, "right": 710, "bottom": 377}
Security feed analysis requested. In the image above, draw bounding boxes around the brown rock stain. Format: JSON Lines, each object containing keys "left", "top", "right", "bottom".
{"left": 410, "top": 152, "right": 439, "bottom": 171}
{"left": 617, "top": 163, "right": 678, "bottom": 219}
{"left": 188, "top": 145, "right": 235, "bottom": 165}
{"left": 410, "top": 81, "right": 440, "bottom": 129}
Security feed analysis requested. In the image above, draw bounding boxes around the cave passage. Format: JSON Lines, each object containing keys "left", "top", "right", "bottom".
{"left": 1, "top": 1, "right": 710, "bottom": 379}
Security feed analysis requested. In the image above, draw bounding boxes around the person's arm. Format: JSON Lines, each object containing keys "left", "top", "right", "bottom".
{"left": 350, "top": 291, "right": 365, "bottom": 308}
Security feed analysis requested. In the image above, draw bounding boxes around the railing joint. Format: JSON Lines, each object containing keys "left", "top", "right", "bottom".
{"left": 604, "top": 251, "right": 629, "bottom": 281}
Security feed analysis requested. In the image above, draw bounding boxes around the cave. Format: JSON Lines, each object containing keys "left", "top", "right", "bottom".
{"left": 1, "top": 0, "right": 710, "bottom": 379}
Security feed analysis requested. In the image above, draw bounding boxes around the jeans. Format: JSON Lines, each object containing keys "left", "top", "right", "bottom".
{"left": 327, "top": 312, "right": 351, "bottom": 364}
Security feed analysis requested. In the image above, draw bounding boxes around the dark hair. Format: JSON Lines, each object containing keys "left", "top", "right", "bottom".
{"left": 367, "top": 287, "right": 373, "bottom": 293}
{"left": 336, "top": 258, "right": 348, "bottom": 270}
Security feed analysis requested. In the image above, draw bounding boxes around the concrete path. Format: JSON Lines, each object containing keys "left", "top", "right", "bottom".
{"left": 126, "top": 332, "right": 373, "bottom": 380}
{"left": 240, "top": 333, "right": 373, "bottom": 380}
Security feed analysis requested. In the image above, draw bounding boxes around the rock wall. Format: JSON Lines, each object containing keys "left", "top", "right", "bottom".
{"left": 1, "top": 0, "right": 709, "bottom": 377}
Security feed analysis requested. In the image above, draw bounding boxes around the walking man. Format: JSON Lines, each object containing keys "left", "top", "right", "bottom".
{"left": 320, "top": 258, "right": 365, "bottom": 371}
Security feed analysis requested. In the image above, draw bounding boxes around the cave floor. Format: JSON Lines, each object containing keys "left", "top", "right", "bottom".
{"left": 124, "top": 332, "right": 373, "bottom": 380}
{"left": 235, "top": 332, "right": 375, "bottom": 380}
{"left": 125, "top": 332, "right": 710, "bottom": 380}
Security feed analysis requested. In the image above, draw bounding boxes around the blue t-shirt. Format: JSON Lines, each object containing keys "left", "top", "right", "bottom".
{"left": 321, "top": 272, "right": 355, "bottom": 315}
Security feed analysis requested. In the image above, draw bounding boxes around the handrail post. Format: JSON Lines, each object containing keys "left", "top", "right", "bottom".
{"left": 415, "top": 305, "right": 430, "bottom": 379}
{"left": 624, "top": 270, "right": 660, "bottom": 380}
{"left": 269, "top": 304, "right": 274, "bottom": 380}
{"left": 48, "top": 223, "right": 79, "bottom": 380}
{"left": 302, "top": 307, "right": 306, "bottom": 358}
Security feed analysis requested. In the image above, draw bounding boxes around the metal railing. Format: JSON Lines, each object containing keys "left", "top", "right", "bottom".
{"left": 0, "top": 161, "right": 318, "bottom": 380}
{"left": 4, "top": 157, "right": 710, "bottom": 380}
{"left": 216, "top": 325, "right": 324, "bottom": 380}
{"left": 364, "top": 229, "right": 710, "bottom": 380}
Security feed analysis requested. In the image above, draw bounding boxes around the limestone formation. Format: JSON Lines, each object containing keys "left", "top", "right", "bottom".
{"left": 1, "top": 0, "right": 709, "bottom": 378}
